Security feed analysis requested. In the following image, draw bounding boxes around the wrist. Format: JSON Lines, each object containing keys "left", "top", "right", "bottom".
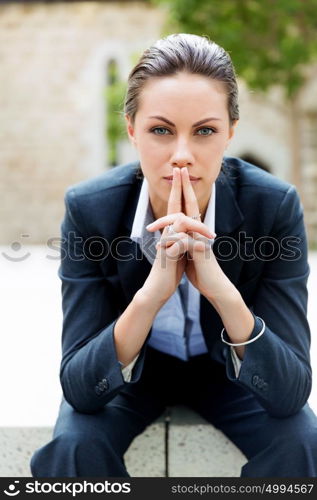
{"left": 206, "top": 283, "right": 241, "bottom": 312}
{"left": 134, "top": 287, "right": 168, "bottom": 312}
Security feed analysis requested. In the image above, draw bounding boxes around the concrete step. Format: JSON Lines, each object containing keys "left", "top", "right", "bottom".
{"left": 168, "top": 405, "right": 246, "bottom": 477}
{"left": 0, "top": 407, "right": 246, "bottom": 477}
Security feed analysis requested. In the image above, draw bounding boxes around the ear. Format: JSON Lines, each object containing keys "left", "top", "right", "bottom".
{"left": 125, "top": 114, "right": 137, "bottom": 147}
{"left": 225, "top": 119, "right": 239, "bottom": 148}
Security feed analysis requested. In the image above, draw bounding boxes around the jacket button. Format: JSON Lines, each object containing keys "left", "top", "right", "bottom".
{"left": 94, "top": 378, "right": 109, "bottom": 396}
{"left": 99, "top": 378, "right": 109, "bottom": 391}
{"left": 94, "top": 385, "right": 103, "bottom": 396}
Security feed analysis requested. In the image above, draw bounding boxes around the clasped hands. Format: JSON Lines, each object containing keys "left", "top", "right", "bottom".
{"left": 146, "top": 167, "right": 229, "bottom": 300}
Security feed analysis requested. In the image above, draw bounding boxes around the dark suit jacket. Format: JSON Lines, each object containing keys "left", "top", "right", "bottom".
{"left": 58, "top": 156, "right": 312, "bottom": 417}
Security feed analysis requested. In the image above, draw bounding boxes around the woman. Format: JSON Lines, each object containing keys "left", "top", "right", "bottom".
{"left": 31, "top": 33, "right": 317, "bottom": 477}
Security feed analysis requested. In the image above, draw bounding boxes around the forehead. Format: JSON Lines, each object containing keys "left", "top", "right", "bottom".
{"left": 137, "top": 72, "right": 228, "bottom": 117}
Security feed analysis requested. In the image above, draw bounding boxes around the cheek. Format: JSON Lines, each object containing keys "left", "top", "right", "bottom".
{"left": 209, "top": 137, "right": 227, "bottom": 152}
{"left": 196, "top": 137, "right": 227, "bottom": 159}
{"left": 139, "top": 140, "right": 164, "bottom": 158}
{"left": 138, "top": 149, "right": 166, "bottom": 173}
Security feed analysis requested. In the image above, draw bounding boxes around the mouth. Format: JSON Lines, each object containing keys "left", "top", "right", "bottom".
{"left": 163, "top": 175, "right": 201, "bottom": 183}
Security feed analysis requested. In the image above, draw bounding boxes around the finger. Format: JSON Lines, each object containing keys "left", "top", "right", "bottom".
{"left": 165, "top": 235, "right": 190, "bottom": 259}
{"left": 154, "top": 235, "right": 188, "bottom": 264}
{"left": 156, "top": 231, "right": 189, "bottom": 249}
{"left": 167, "top": 167, "right": 182, "bottom": 215}
{"left": 146, "top": 215, "right": 215, "bottom": 239}
{"left": 181, "top": 167, "right": 201, "bottom": 219}
{"left": 164, "top": 234, "right": 209, "bottom": 259}
{"left": 187, "top": 233, "right": 214, "bottom": 256}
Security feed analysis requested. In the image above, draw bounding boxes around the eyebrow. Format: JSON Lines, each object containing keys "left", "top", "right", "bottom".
{"left": 147, "top": 115, "right": 222, "bottom": 127}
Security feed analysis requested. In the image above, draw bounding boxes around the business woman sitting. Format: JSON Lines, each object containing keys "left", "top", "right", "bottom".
{"left": 31, "top": 33, "right": 317, "bottom": 477}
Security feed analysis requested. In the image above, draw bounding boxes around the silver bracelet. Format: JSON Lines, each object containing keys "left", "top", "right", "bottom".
{"left": 221, "top": 316, "right": 265, "bottom": 347}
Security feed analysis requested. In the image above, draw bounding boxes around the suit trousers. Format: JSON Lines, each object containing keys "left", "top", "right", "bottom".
{"left": 30, "top": 345, "right": 317, "bottom": 477}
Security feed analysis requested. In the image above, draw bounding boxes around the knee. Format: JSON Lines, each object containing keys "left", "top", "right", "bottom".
{"left": 57, "top": 430, "right": 104, "bottom": 448}
{"left": 48, "top": 430, "right": 114, "bottom": 455}
{"left": 296, "top": 426, "right": 317, "bottom": 454}
{"left": 276, "top": 423, "right": 317, "bottom": 456}
{"left": 30, "top": 431, "right": 114, "bottom": 477}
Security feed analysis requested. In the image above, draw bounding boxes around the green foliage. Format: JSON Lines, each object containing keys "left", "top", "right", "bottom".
{"left": 105, "top": 81, "right": 126, "bottom": 166}
{"left": 105, "top": 51, "right": 143, "bottom": 166}
{"left": 149, "top": 0, "right": 317, "bottom": 98}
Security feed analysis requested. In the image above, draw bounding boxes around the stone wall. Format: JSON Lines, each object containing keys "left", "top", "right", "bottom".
{"left": 0, "top": 1, "right": 164, "bottom": 244}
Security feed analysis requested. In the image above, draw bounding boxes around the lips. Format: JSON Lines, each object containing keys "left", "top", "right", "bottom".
{"left": 163, "top": 175, "right": 201, "bottom": 180}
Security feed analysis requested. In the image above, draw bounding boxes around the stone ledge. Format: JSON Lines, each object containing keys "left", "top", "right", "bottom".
{"left": 168, "top": 405, "right": 246, "bottom": 477}
{"left": 0, "top": 406, "right": 246, "bottom": 477}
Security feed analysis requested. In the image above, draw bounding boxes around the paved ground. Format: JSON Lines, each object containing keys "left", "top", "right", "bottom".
{"left": 1, "top": 246, "right": 316, "bottom": 426}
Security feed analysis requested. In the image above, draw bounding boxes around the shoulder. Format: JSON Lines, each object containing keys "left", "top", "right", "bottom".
{"left": 62, "top": 161, "right": 142, "bottom": 235}
{"left": 223, "top": 156, "right": 301, "bottom": 211}
{"left": 65, "top": 160, "right": 140, "bottom": 201}
{"left": 63, "top": 160, "right": 141, "bottom": 216}
{"left": 223, "top": 156, "right": 293, "bottom": 195}
{"left": 223, "top": 156, "right": 304, "bottom": 233}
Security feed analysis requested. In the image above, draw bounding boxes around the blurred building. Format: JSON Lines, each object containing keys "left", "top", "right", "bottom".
{"left": 0, "top": 0, "right": 316, "bottom": 245}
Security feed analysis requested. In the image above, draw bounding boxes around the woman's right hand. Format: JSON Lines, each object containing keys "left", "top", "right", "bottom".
{"left": 140, "top": 167, "right": 188, "bottom": 305}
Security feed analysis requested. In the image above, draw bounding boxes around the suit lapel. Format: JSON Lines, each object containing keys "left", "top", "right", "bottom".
{"left": 213, "top": 168, "right": 245, "bottom": 282}
{"left": 116, "top": 176, "right": 152, "bottom": 305}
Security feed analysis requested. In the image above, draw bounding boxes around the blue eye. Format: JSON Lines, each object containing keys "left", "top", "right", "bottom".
{"left": 151, "top": 127, "right": 170, "bottom": 135}
{"left": 197, "top": 127, "right": 215, "bottom": 136}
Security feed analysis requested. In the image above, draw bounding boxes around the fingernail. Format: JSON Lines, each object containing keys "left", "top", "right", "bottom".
{"left": 146, "top": 223, "right": 154, "bottom": 229}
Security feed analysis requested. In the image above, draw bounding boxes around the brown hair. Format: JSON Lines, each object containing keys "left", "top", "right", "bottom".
{"left": 124, "top": 33, "right": 239, "bottom": 127}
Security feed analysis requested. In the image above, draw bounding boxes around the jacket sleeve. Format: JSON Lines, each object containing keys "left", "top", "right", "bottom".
{"left": 224, "top": 185, "right": 312, "bottom": 417}
{"left": 58, "top": 189, "right": 147, "bottom": 413}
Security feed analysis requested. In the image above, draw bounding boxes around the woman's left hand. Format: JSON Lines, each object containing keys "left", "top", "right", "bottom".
{"left": 146, "top": 167, "right": 233, "bottom": 300}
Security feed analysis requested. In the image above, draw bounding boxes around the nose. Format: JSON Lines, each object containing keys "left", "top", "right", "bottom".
{"left": 170, "top": 138, "right": 194, "bottom": 168}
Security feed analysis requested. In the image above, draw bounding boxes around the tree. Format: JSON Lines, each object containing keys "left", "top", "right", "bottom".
{"left": 149, "top": 0, "right": 317, "bottom": 193}
{"left": 105, "top": 52, "right": 142, "bottom": 167}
